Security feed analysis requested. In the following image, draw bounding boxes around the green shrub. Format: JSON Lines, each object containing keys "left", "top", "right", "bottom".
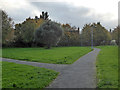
{"left": 34, "top": 21, "right": 63, "bottom": 48}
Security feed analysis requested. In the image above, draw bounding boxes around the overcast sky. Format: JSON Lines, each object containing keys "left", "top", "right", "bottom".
{"left": 0, "top": 0, "right": 119, "bottom": 30}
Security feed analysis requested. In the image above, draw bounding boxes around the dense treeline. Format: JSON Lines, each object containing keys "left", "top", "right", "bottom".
{"left": 111, "top": 26, "right": 120, "bottom": 45}
{"left": 14, "top": 17, "right": 45, "bottom": 47}
{"left": 58, "top": 24, "right": 80, "bottom": 46}
{"left": 81, "top": 22, "right": 111, "bottom": 46}
{"left": 2, "top": 11, "right": 119, "bottom": 48}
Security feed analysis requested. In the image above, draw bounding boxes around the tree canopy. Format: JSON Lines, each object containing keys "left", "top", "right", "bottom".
{"left": 34, "top": 21, "right": 63, "bottom": 48}
{"left": 2, "top": 11, "right": 119, "bottom": 47}
{"left": 2, "top": 10, "right": 14, "bottom": 46}
{"left": 81, "top": 22, "right": 111, "bottom": 46}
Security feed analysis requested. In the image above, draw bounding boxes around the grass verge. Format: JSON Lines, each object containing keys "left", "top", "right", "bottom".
{"left": 96, "top": 46, "right": 118, "bottom": 88}
{"left": 2, "top": 61, "right": 59, "bottom": 88}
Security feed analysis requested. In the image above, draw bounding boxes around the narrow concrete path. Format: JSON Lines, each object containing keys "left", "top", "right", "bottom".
{"left": 2, "top": 58, "right": 68, "bottom": 72}
{"left": 47, "top": 48, "right": 100, "bottom": 88}
{"left": 2, "top": 48, "right": 100, "bottom": 88}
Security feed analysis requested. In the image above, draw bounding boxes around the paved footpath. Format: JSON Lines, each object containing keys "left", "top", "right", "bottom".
{"left": 2, "top": 48, "right": 100, "bottom": 88}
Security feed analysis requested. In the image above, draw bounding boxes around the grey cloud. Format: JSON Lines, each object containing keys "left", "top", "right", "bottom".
{"left": 30, "top": 2, "right": 117, "bottom": 29}
{"left": 7, "top": 8, "right": 33, "bottom": 24}
{"left": 4, "top": 2, "right": 117, "bottom": 30}
{"left": 29, "top": 2, "right": 93, "bottom": 27}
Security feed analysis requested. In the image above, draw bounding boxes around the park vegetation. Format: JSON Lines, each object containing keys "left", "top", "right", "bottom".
{"left": 2, "top": 61, "right": 59, "bottom": 88}
{"left": 1, "top": 10, "right": 119, "bottom": 89}
{"left": 96, "top": 46, "right": 118, "bottom": 88}
{"left": 2, "top": 10, "right": 119, "bottom": 48}
{"left": 2, "top": 47, "right": 91, "bottom": 64}
{"left": 34, "top": 21, "right": 63, "bottom": 49}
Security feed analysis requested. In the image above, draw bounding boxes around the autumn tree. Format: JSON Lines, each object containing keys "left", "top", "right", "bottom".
{"left": 58, "top": 24, "right": 80, "bottom": 46}
{"left": 14, "top": 16, "right": 45, "bottom": 47}
{"left": 93, "top": 23, "right": 111, "bottom": 45}
{"left": 15, "top": 21, "right": 36, "bottom": 46}
{"left": 112, "top": 26, "right": 120, "bottom": 45}
{"left": 81, "top": 22, "right": 111, "bottom": 46}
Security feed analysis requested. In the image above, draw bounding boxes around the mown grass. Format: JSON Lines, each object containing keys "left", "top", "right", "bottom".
{"left": 2, "top": 47, "right": 91, "bottom": 64}
{"left": 96, "top": 46, "right": 118, "bottom": 88}
{"left": 2, "top": 61, "right": 58, "bottom": 88}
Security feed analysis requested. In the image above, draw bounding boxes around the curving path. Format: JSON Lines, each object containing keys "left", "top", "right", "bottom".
{"left": 2, "top": 48, "right": 100, "bottom": 88}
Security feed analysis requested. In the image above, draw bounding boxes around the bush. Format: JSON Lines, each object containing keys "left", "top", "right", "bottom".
{"left": 34, "top": 21, "right": 63, "bottom": 48}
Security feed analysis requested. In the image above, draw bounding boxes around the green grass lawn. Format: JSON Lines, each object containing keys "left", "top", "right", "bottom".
{"left": 96, "top": 46, "right": 118, "bottom": 88}
{"left": 2, "top": 47, "right": 91, "bottom": 64}
{"left": 2, "top": 61, "right": 58, "bottom": 88}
